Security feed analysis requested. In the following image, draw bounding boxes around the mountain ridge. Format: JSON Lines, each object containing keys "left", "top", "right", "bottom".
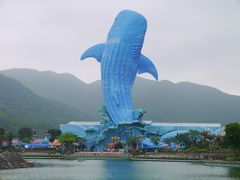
{"left": 1, "top": 68, "right": 240, "bottom": 126}
{"left": 0, "top": 73, "right": 90, "bottom": 132}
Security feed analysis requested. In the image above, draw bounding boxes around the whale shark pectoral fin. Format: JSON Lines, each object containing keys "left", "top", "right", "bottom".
{"left": 80, "top": 43, "right": 105, "bottom": 62}
{"left": 137, "top": 54, "right": 158, "bottom": 80}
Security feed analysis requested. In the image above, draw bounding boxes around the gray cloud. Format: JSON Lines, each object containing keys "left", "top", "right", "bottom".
{"left": 0, "top": 0, "right": 240, "bottom": 95}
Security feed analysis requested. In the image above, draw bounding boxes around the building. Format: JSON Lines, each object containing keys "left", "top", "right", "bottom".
{"left": 60, "top": 121, "right": 223, "bottom": 151}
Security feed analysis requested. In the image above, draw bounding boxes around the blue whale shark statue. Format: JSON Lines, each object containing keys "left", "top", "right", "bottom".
{"left": 81, "top": 10, "right": 158, "bottom": 125}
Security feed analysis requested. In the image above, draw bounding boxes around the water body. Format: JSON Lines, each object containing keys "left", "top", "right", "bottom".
{"left": 0, "top": 159, "right": 240, "bottom": 180}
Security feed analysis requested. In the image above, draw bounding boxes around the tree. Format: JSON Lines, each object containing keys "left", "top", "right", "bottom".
{"left": 21, "top": 137, "right": 32, "bottom": 143}
{"left": 48, "top": 129, "right": 62, "bottom": 142}
{"left": 126, "top": 136, "right": 140, "bottom": 149}
{"left": 4, "top": 132, "right": 15, "bottom": 150}
{"left": 224, "top": 123, "right": 240, "bottom": 156}
{"left": 115, "top": 142, "right": 123, "bottom": 151}
{"left": 197, "top": 131, "right": 217, "bottom": 150}
{"left": 215, "top": 135, "right": 226, "bottom": 149}
{"left": 164, "top": 130, "right": 207, "bottom": 148}
{"left": 164, "top": 130, "right": 228, "bottom": 153}
{"left": 151, "top": 136, "right": 161, "bottom": 153}
{"left": 58, "top": 133, "right": 77, "bottom": 154}
{"left": 188, "top": 130, "right": 202, "bottom": 146}
{"left": 0, "top": 128, "right": 5, "bottom": 150}
{"left": 165, "top": 132, "right": 192, "bottom": 146}
{"left": 151, "top": 136, "right": 160, "bottom": 146}
{"left": 18, "top": 127, "right": 33, "bottom": 140}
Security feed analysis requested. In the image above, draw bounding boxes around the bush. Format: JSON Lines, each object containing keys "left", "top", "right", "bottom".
{"left": 225, "top": 156, "right": 240, "bottom": 161}
{"left": 21, "top": 137, "right": 32, "bottom": 143}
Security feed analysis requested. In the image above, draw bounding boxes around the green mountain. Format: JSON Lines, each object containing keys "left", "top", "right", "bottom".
{"left": 2, "top": 69, "right": 102, "bottom": 120}
{"left": 2, "top": 68, "right": 240, "bottom": 125}
{"left": 133, "top": 78, "right": 240, "bottom": 124}
{"left": 0, "top": 73, "right": 89, "bottom": 132}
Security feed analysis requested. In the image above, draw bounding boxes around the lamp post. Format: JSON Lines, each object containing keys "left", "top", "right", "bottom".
{"left": 61, "top": 143, "right": 65, "bottom": 156}
{"left": 139, "top": 133, "right": 145, "bottom": 150}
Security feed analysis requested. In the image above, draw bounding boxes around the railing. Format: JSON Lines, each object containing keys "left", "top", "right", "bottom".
{"left": 69, "top": 151, "right": 128, "bottom": 159}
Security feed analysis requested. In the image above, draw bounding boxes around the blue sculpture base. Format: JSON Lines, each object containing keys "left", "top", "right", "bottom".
{"left": 95, "top": 122, "right": 146, "bottom": 151}
{"left": 84, "top": 106, "right": 147, "bottom": 151}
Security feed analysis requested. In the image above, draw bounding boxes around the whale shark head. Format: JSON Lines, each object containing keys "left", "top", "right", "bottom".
{"left": 107, "top": 10, "right": 147, "bottom": 44}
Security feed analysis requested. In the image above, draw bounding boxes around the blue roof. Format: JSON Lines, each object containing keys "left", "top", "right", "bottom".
{"left": 142, "top": 138, "right": 185, "bottom": 149}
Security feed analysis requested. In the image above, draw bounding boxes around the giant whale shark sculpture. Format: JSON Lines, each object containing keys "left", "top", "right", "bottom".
{"left": 81, "top": 10, "right": 158, "bottom": 125}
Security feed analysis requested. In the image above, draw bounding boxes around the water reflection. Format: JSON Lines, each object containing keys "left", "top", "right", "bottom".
{"left": 102, "top": 160, "right": 136, "bottom": 179}
{"left": 0, "top": 159, "right": 240, "bottom": 180}
{"left": 227, "top": 167, "right": 240, "bottom": 179}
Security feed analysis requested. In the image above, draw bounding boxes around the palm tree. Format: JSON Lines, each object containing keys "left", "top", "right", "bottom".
{"left": 126, "top": 136, "right": 140, "bottom": 149}
{"left": 151, "top": 136, "right": 160, "bottom": 153}
{"left": 151, "top": 136, "right": 160, "bottom": 146}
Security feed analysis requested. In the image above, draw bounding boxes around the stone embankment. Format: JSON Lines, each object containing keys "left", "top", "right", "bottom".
{"left": 0, "top": 151, "right": 37, "bottom": 169}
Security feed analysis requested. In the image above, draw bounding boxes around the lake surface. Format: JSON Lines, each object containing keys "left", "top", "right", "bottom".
{"left": 0, "top": 159, "right": 240, "bottom": 180}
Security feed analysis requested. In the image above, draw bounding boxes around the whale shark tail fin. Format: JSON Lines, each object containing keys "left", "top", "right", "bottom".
{"left": 137, "top": 54, "right": 158, "bottom": 80}
{"left": 80, "top": 43, "right": 105, "bottom": 62}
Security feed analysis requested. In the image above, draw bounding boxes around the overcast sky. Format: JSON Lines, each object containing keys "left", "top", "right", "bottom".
{"left": 0, "top": 0, "right": 240, "bottom": 95}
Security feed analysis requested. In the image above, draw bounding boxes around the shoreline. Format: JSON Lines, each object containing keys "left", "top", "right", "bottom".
{"left": 0, "top": 152, "right": 38, "bottom": 169}
{"left": 129, "top": 158, "right": 240, "bottom": 166}
{"left": 21, "top": 155, "right": 240, "bottom": 167}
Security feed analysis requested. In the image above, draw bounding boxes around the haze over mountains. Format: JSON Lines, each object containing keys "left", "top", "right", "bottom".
{"left": 1, "top": 68, "right": 240, "bottom": 132}
{"left": 0, "top": 73, "right": 89, "bottom": 132}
